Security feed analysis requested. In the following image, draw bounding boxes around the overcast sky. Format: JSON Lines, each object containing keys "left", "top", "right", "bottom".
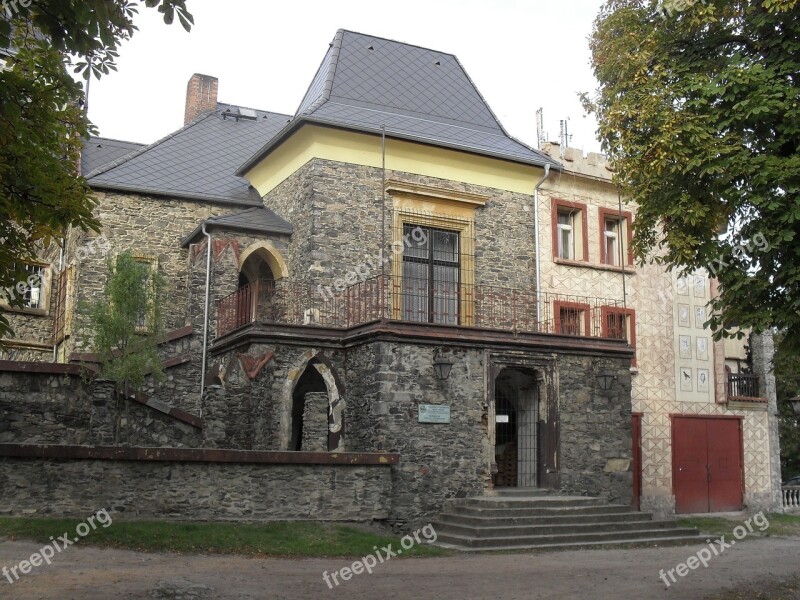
{"left": 87, "top": 0, "right": 607, "bottom": 154}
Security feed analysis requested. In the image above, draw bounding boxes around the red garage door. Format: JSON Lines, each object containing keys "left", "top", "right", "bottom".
{"left": 673, "top": 416, "right": 743, "bottom": 514}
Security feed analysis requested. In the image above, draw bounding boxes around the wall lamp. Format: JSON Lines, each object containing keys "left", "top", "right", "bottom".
{"left": 596, "top": 369, "right": 617, "bottom": 391}
{"left": 432, "top": 348, "right": 455, "bottom": 381}
{"left": 790, "top": 395, "right": 800, "bottom": 416}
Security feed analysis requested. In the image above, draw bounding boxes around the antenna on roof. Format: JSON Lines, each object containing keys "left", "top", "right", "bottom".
{"left": 535, "top": 107, "right": 546, "bottom": 150}
{"left": 559, "top": 118, "right": 572, "bottom": 158}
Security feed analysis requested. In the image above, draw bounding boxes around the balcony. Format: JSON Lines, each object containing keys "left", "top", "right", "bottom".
{"left": 727, "top": 373, "right": 761, "bottom": 401}
{"left": 216, "top": 276, "right": 627, "bottom": 342}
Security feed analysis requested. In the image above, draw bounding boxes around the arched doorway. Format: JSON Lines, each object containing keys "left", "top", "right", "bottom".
{"left": 236, "top": 242, "right": 289, "bottom": 324}
{"left": 238, "top": 251, "right": 276, "bottom": 322}
{"left": 494, "top": 368, "right": 539, "bottom": 488}
{"left": 290, "top": 365, "right": 328, "bottom": 451}
{"left": 285, "top": 353, "right": 346, "bottom": 452}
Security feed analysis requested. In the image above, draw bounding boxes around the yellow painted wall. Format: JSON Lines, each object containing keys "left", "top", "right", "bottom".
{"left": 244, "top": 125, "right": 542, "bottom": 197}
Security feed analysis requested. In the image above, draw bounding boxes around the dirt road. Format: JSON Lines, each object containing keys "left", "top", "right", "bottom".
{"left": 1, "top": 537, "right": 799, "bottom": 599}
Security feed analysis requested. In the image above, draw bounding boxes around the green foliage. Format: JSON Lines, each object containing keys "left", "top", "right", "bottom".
{"left": 774, "top": 333, "right": 800, "bottom": 480}
{"left": 584, "top": 0, "right": 800, "bottom": 351}
{"left": 80, "top": 252, "right": 165, "bottom": 393}
{"left": 0, "top": 1, "right": 191, "bottom": 340}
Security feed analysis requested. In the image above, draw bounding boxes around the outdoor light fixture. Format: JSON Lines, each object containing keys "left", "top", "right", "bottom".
{"left": 596, "top": 370, "right": 617, "bottom": 391}
{"left": 432, "top": 348, "right": 455, "bottom": 381}
{"left": 790, "top": 395, "right": 800, "bottom": 416}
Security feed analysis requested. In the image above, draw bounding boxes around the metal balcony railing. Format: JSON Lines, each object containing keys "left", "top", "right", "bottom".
{"left": 727, "top": 373, "right": 761, "bottom": 399}
{"left": 216, "top": 276, "right": 627, "bottom": 340}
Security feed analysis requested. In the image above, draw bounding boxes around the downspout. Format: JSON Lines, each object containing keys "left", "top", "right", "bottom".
{"left": 199, "top": 223, "right": 212, "bottom": 417}
{"left": 534, "top": 163, "right": 552, "bottom": 325}
{"left": 53, "top": 238, "right": 65, "bottom": 362}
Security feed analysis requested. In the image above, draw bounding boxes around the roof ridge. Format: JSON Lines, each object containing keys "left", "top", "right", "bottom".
{"left": 451, "top": 54, "right": 508, "bottom": 135}
{"left": 297, "top": 29, "right": 344, "bottom": 116}
{"left": 86, "top": 110, "right": 219, "bottom": 180}
{"left": 337, "top": 29, "right": 459, "bottom": 61}
{"left": 217, "top": 102, "right": 292, "bottom": 119}
{"left": 87, "top": 135, "right": 144, "bottom": 146}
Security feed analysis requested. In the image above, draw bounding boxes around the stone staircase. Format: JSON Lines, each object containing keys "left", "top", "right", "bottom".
{"left": 432, "top": 488, "right": 701, "bottom": 552}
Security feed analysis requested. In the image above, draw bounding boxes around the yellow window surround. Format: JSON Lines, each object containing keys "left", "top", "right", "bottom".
{"left": 386, "top": 180, "right": 484, "bottom": 326}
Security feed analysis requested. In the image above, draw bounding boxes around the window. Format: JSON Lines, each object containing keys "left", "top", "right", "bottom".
{"left": 0, "top": 263, "right": 50, "bottom": 312}
{"left": 551, "top": 199, "right": 588, "bottom": 261}
{"left": 401, "top": 224, "right": 459, "bottom": 325}
{"left": 604, "top": 218, "right": 621, "bottom": 266}
{"left": 131, "top": 256, "right": 157, "bottom": 333}
{"left": 599, "top": 208, "right": 633, "bottom": 266}
{"left": 602, "top": 306, "right": 637, "bottom": 365}
{"left": 554, "top": 301, "right": 590, "bottom": 336}
{"left": 557, "top": 211, "right": 575, "bottom": 259}
{"left": 22, "top": 265, "right": 46, "bottom": 309}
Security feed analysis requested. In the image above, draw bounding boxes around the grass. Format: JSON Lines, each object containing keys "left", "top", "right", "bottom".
{"left": 0, "top": 518, "right": 448, "bottom": 558}
{"left": 678, "top": 512, "right": 800, "bottom": 539}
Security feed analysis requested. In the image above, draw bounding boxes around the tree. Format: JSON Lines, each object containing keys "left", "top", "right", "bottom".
{"left": 583, "top": 0, "right": 800, "bottom": 351}
{"left": 0, "top": 0, "right": 192, "bottom": 340}
{"left": 80, "top": 252, "right": 166, "bottom": 443}
{"left": 774, "top": 333, "right": 800, "bottom": 480}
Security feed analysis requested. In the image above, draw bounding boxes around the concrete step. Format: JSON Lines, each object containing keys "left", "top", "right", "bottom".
{"left": 449, "top": 496, "right": 604, "bottom": 510}
{"left": 433, "top": 518, "right": 676, "bottom": 538}
{"left": 447, "top": 503, "right": 634, "bottom": 518}
{"left": 434, "top": 534, "right": 704, "bottom": 553}
{"left": 492, "top": 487, "right": 553, "bottom": 497}
{"left": 435, "top": 526, "right": 700, "bottom": 549}
{"left": 436, "top": 510, "right": 654, "bottom": 527}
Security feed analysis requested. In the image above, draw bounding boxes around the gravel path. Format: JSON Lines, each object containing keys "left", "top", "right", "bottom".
{"left": 1, "top": 536, "right": 799, "bottom": 599}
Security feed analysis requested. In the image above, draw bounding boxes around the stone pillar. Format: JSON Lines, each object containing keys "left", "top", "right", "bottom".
{"left": 301, "top": 392, "right": 329, "bottom": 452}
{"left": 750, "top": 331, "right": 784, "bottom": 512}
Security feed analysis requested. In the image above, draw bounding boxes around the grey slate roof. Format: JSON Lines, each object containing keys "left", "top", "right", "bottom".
{"left": 181, "top": 207, "right": 293, "bottom": 248}
{"left": 88, "top": 104, "right": 292, "bottom": 205}
{"left": 237, "top": 29, "right": 560, "bottom": 175}
{"left": 81, "top": 137, "right": 143, "bottom": 176}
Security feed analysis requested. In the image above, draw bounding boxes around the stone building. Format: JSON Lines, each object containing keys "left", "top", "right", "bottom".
{"left": 0, "top": 29, "right": 782, "bottom": 524}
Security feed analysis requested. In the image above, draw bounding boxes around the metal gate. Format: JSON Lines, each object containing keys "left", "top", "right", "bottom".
{"left": 494, "top": 369, "right": 538, "bottom": 488}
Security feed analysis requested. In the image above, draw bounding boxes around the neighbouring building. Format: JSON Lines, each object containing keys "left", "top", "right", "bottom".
{"left": 0, "top": 29, "right": 782, "bottom": 525}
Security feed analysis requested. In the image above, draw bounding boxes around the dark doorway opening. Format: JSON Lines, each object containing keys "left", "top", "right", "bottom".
{"left": 290, "top": 365, "right": 327, "bottom": 451}
{"left": 494, "top": 368, "right": 538, "bottom": 488}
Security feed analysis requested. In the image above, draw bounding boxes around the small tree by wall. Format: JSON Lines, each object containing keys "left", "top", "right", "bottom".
{"left": 79, "top": 252, "right": 166, "bottom": 444}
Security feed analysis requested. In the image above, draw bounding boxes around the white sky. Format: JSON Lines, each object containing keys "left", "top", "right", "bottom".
{"left": 87, "top": 0, "right": 606, "bottom": 154}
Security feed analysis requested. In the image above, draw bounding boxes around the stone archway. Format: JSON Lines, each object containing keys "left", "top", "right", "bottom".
{"left": 283, "top": 350, "right": 346, "bottom": 452}
{"left": 238, "top": 241, "right": 289, "bottom": 280}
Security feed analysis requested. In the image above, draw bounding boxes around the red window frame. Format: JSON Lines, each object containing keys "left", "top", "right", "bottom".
{"left": 551, "top": 199, "right": 589, "bottom": 261}
{"left": 554, "top": 300, "right": 591, "bottom": 336}
{"left": 599, "top": 207, "right": 634, "bottom": 266}
{"left": 601, "top": 306, "right": 637, "bottom": 366}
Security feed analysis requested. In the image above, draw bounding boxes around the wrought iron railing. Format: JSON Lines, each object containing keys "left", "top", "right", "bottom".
{"left": 727, "top": 373, "right": 761, "bottom": 399}
{"left": 216, "top": 276, "right": 626, "bottom": 339}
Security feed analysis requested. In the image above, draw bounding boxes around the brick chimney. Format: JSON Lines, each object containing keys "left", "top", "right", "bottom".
{"left": 184, "top": 74, "right": 218, "bottom": 125}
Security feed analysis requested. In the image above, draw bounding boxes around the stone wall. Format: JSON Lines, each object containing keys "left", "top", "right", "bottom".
{"left": 208, "top": 335, "right": 634, "bottom": 527}
{"left": 557, "top": 354, "right": 634, "bottom": 505}
{"left": 0, "top": 370, "right": 91, "bottom": 445}
{"left": 261, "top": 159, "right": 537, "bottom": 293}
{"left": 0, "top": 456, "right": 392, "bottom": 521}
